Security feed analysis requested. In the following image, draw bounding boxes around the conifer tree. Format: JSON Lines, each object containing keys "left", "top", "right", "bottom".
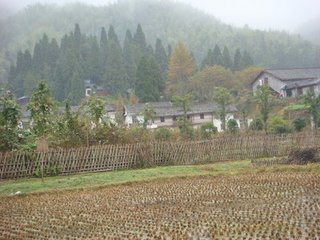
{"left": 201, "top": 49, "right": 214, "bottom": 69}
{"left": 241, "top": 51, "right": 254, "bottom": 69}
{"left": 103, "top": 39, "right": 127, "bottom": 95}
{"left": 133, "top": 24, "right": 147, "bottom": 56}
{"left": 233, "top": 48, "right": 242, "bottom": 71}
{"left": 154, "top": 38, "right": 168, "bottom": 81}
{"left": 108, "top": 25, "right": 120, "bottom": 46}
{"left": 100, "top": 27, "right": 108, "bottom": 65}
{"left": 123, "top": 30, "right": 137, "bottom": 88}
{"left": 222, "top": 46, "right": 233, "bottom": 69}
{"left": 213, "top": 44, "right": 223, "bottom": 66}
{"left": 70, "top": 62, "right": 85, "bottom": 105}
{"left": 135, "top": 57, "right": 163, "bottom": 102}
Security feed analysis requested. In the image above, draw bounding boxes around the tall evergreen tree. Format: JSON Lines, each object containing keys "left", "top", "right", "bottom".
{"left": 241, "top": 51, "right": 254, "bottom": 69}
{"left": 100, "top": 27, "right": 108, "bottom": 66}
{"left": 233, "top": 48, "right": 242, "bottom": 71}
{"left": 154, "top": 38, "right": 168, "bottom": 81}
{"left": 133, "top": 24, "right": 147, "bottom": 55}
{"left": 222, "top": 46, "right": 233, "bottom": 69}
{"left": 201, "top": 49, "right": 214, "bottom": 69}
{"left": 213, "top": 44, "right": 223, "bottom": 66}
{"left": 73, "top": 23, "right": 82, "bottom": 57}
{"left": 123, "top": 30, "right": 137, "bottom": 89}
{"left": 135, "top": 57, "right": 163, "bottom": 102}
{"left": 13, "top": 50, "right": 32, "bottom": 97}
{"left": 103, "top": 39, "right": 127, "bottom": 95}
{"left": 108, "top": 25, "right": 120, "bottom": 46}
{"left": 70, "top": 62, "right": 85, "bottom": 105}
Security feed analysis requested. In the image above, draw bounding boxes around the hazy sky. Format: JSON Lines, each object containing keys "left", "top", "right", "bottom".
{"left": 1, "top": 0, "right": 319, "bottom": 32}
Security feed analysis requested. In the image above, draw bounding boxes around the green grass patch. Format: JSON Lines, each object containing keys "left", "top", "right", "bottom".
{"left": 1, "top": 160, "right": 320, "bottom": 196}
{"left": 286, "top": 104, "right": 307, "bottom": 111}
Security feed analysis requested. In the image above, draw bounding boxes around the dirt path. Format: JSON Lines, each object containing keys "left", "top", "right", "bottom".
{"left": 1, "top": 173, "right": 320, "bottom": 239}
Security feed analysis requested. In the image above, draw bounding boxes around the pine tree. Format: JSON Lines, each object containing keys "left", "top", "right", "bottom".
{"left": 133, "top": 24, "right": 147, "bottom": 56}
{"left": 241, "top": 51, "right": 254, "bottom": 69}
{"left": 13, "top": 50, "right": 32, "bottom": 97}
{"left": 100, "top": 27, "right": 108, "bottom": 66}
{"left": 70, "top": 62, "right": 85, "bottom": 105}
{"left": 222, "top": 46, "right": 233, "bottom": 69}
{"left": 123, "top": 30, "right": 137, "bottom": 89}
{"left": 213, "top": 44, "right": 223, "bottom": 66}
{"left": 108, "top": 25, "right": 120, "bottom": 46}
{"left": 233, "top": 48, "right": 242, "bottom": 71}
{"left": 73, "top": 23, "right": 82, "bottom": 57}
{"left": 154, "top": 38, "right": 168, "bottom": 81}
{"left": 201, "top": 49, "right": 214, "bottom": 69}
{"left": 103, "top": 40, "right": 127, "bottom": 95}
{"left": 135, "top": 57, "right": 163, "bottom": 102}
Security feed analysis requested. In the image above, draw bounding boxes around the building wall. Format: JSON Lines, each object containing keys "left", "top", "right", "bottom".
{"left": 126, "top": 112, "right": 239, "bottom": 132}
{"left": 153, "top": 116, "right": 177, "bottom": 128}
{"left": 316, "top": 84, "right": 320, "bottom": 96}
{"left": 252, "top": 73, "right": 285, "bottom": 95}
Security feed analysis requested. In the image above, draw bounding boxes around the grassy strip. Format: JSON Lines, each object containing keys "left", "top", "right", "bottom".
{"left": 1, "top": 160, "right": 320, "bottom": 196}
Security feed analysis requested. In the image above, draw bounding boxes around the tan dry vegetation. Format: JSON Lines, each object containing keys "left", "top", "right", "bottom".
{"left": 1, "top": 173, "right": 320, "bottom": 239}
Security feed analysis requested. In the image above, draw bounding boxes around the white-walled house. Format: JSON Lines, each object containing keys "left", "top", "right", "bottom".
{"left": 252, "top": 67, "right": 320, "bottom": 97}
{"left": 124, "top": 102, "right": 239, "bottom": 132}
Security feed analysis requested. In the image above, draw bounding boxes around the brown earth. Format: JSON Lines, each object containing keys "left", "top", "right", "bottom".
{"left": 1, "top": 173, "right": 320, "bottom": 239}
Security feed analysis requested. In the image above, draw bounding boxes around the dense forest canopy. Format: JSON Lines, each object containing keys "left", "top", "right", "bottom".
{"left": 0, "top": 0, "right": 319, "bottom": 83}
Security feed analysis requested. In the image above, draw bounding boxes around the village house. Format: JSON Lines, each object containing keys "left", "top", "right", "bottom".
{"left": 252, "top": 67, "right": 320, "bottom": 97}
{"left": 124, "top": 102, "right": 239, "bottom": 132}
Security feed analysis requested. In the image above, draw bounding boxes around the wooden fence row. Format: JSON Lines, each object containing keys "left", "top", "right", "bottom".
{"left": 1, "top": 131, "right": 319, "bottom": 179}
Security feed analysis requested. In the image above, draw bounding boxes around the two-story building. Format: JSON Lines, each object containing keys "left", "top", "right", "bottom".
{"left": 252, "top": 67, "right": 320, "bottom": 97}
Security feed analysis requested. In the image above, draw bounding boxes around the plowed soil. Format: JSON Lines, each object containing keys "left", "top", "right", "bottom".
{"left": 1, "top": 173, "right": 320, "bottom": 239}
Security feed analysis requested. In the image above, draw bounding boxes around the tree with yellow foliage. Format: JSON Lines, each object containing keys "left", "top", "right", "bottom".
{"left": 166, "top": 41, "right": 196, "bottom": 97}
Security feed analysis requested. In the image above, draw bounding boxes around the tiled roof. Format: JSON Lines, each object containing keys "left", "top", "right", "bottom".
{"left": 125, "top": 102, "right": 237, "bottom": 117}
{"left": 265, "top": 67, "right": 320, "bottom": 81}
{"left": 282, "top": 79, "right": 320, "bottom": 90}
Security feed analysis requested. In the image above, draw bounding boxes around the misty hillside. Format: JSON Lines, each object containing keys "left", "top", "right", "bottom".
{"left": 297, "top": 17, "right": 320, "bottom": 44}
{"left": 0, "top": 0, "right": 319, "bottom": 83}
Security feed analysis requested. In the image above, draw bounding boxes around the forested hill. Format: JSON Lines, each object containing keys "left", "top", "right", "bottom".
{"left": 0, "top": 0, "right": 319, "bottom": 82}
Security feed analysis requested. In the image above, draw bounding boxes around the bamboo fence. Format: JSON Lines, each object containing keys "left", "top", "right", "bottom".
{"left": 0, "top": 131, "right": 319, "bottom": 179}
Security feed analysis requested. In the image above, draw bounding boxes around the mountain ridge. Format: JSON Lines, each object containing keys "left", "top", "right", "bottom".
{"left": 0, "top": 0, "right": 319, "bottom": 83}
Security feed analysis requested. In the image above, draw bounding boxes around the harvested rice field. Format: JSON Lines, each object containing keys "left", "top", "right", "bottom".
{"left": 1, "top": 172, "right": 320, "bottom": 239}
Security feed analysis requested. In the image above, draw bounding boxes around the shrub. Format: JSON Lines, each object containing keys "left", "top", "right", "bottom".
{"left": 200, "top": 123, "right": 217, "bottom": 139}
{"left": 227, "top": 119, "right": 239, "bottom": 133}
{"left": 249, "top": 118, "right": 263, "bottom": 131}
{"left": 292, "top": 117, "right": 306, "bottom": 132}
{"left": 270, "top": 116, "right": 291, "bottom": 134}
{"left": 155, "top": 128, "right": 172, "bottom": 141}
{"left": 286, "top": 148, "right": 320, "bottom": 165}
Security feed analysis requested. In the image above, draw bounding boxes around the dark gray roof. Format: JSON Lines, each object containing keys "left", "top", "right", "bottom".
{"left": 125, "top": 102, "right": 237, "bottom": 117}
{"left": 282, "top": 78, "right": 320, "bottom": 90}
{"left": 125, "top": 102, "right": 173, "bottom": 115}
{"left": 265, "top": 67, "right": 320, "bottom": 81}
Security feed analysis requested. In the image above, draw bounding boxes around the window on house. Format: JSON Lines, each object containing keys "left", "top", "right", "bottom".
{"left": 172, "top": 116, "right": 177, "bottom": 121}
{"left": 297, "top": 88, "right": 303, "bottom": 95}
{"left": 160, "top": 117, "right": 165, "bottom": 123}
{"left": 264, "top": 77, "right": 269, "bottom": 85}
{"left": 187, "top": 115, "right": 191, "bottom": 120}
{"left": 200, "top": 113, "right": 204, "bottom": 119}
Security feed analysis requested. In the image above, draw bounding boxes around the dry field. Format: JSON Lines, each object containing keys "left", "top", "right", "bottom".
{"left": 1, "top": 173, "right": 320, "bottom": 239}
